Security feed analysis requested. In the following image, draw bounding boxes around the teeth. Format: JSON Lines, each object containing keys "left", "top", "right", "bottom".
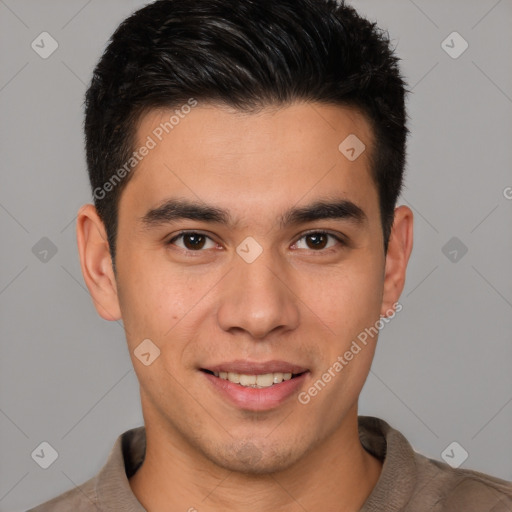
{"left": 256, "top": 373, "right": 274, "bottom": 387}
{"left": 227, "top": 372, "right": 240, "bottom": 383}
{"left": 273, "top": 372, "right": 284, "bottom": 383}
{"left": 214, "top": 371, "right": 298, "bottom": 388}
{"left": 239, "top": 374, "right": 257, "bottom": 386}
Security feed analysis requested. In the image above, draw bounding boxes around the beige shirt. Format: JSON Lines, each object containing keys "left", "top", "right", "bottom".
{"left": 28, "top": 416, "right": 512, "bottom": 511}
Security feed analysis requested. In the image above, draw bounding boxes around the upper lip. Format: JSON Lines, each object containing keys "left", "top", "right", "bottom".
{"left": 202, "top": 360, "right": 309, "bottom": 375}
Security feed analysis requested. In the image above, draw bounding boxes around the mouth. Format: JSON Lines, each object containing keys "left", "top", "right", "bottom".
{"left": 200, "top": 369, "right": 307, "bottom": 388}
{"left": 199, "top": 361, "right": 310, "bottom": 411}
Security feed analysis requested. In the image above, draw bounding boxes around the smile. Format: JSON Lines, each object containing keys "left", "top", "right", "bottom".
{"left": 200, "top": 362, "right": 310, "bottom": 411}
{"left": 203, "top": 370, "right": 305, "bottom": 388}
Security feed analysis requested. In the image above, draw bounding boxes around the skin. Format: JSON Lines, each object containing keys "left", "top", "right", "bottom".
{"left": 77, "top": 102, "right": 413, "bottom": 512}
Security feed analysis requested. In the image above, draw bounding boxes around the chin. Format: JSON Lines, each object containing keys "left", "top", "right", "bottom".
{"left": 204, "top": 439, "right": 306, "bottom": 475}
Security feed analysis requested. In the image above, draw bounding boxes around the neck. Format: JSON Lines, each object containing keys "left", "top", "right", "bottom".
{"left": 129, "top": 408, "right": 383, "bottom": 512}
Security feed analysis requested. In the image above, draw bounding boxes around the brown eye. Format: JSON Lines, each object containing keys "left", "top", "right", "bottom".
{"left": 168, "top": 232, "right": 216, "bottom": 251}
{"left": 183, "top": 233, "right": 206, "bottom": 250}
{"left": 294, "top": 231, "right": 343, "bottom": 251}
{"left": 305, "top": 233, "right": 328, "bottom": 249}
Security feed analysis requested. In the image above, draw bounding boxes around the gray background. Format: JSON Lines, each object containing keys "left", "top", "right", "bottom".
{"left": 1, "top": 0, "right": 511, "bottom": 510}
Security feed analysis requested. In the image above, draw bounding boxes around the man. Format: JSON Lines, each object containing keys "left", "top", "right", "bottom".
{"left": 29, "top": 0, "right": 512, "bottom": 510}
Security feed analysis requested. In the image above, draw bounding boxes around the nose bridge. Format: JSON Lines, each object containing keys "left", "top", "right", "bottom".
{"left": 216, "top": 245, "right": 299, "bottom": 338}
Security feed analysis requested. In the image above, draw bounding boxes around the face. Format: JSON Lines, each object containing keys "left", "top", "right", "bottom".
{"left": 79, "top": 102, "right": 411, "bottom": 474}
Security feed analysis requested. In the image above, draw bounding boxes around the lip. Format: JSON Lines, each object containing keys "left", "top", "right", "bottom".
{"left": 203, "top": 359, "right": 308, "bottom": 375}
{"left": 201, "top": 363, "right": 309, "bottom": 412}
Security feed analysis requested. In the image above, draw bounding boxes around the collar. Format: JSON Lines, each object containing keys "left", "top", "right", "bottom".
{"left": 94, "top": 415, "right": 416, "bottom": 511}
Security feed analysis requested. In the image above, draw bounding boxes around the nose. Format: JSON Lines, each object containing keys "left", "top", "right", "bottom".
{"left": 216, "top": 249, "right": 300, "bottom": 340}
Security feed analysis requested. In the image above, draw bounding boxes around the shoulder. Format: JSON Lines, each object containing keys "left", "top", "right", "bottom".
{"left": 411, "top": 452, "right": 512, "bottom": 510}
{"left": 358, "top": 416, "right": 512, "bottom": 511}
{"left": 26, "top": 476, "right": 99, "bottom": 511}
{"left": 26, "top": 426, "right": 146, "bottom": 511}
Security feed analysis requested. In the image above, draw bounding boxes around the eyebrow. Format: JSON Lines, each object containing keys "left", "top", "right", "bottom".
{"left": 140, "top": 197, "right": 367, "bottom": 230}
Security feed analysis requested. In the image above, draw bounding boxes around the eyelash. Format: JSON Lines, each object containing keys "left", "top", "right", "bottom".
{"left": 166, "top": 230, "right": 346, "bottom": 254}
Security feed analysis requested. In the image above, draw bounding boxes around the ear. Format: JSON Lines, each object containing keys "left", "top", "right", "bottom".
{"left": 380, "top": 205, "right": 413, "bottom": 316}
{"left": 76, "top": 204, "right": 122, "bottom": 321}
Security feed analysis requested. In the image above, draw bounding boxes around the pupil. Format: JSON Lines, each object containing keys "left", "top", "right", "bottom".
{"left": 308, "top": 233, "right": 327, "bottom": 249}
{"left": 185, "top": 234, "right": 205, "bottom": 250}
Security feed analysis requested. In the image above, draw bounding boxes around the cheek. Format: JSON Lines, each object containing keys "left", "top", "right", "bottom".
{"left": 302, "top": 263, "right": 383, "bottom": 412}
{"left": 299, "top": 256, "right": 384, "bottom": 342}
{"left": 116, "top": 252, "right": 223, "bottom": 377}
{"left": 115, "top": 248, "right": 188, "bottom": 343}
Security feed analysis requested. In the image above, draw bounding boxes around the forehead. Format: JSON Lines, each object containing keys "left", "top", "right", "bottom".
{"left": 121, "top": 102, "right": 379, "bottom": 225}
{"left": 134, "top": 101, "right": 373, "bottom": 163}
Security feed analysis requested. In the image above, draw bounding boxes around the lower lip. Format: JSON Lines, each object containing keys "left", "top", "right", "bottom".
{"left": 202, "top": 371, "right": 308, "bottom": 411}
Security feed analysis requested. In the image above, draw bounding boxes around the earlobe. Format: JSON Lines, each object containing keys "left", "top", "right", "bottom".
{"left": 380, "top": 205, "right": 413, "bottom": 317}
{"left": 76, "top": 204, "right": 122, "bottom": 321}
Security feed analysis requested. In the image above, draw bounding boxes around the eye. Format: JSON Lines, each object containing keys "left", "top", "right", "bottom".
{"left": 293, "top": 231, "right": 345, "bottom": 251}
{"left": 167, "top": 231, "right": 218, "bottom": 251}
